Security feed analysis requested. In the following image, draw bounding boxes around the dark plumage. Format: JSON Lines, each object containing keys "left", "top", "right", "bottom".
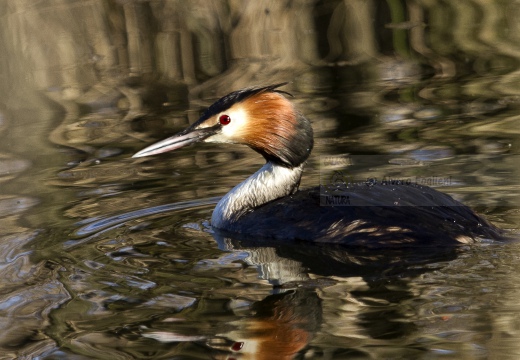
{"left": 220, "top": 181, "right": 503, "bottom": 247}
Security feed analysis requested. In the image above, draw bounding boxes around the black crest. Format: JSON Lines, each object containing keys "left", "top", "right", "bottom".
{"left": 196, "top": 83, "right": 291, "bottom": 124}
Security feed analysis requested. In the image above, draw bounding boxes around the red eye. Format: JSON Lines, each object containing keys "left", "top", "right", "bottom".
{"left": 231, "top": 342, "right": 244, "bottom": 351}
{"left": 219, "top": 114, "right": 231, "bottom": 125}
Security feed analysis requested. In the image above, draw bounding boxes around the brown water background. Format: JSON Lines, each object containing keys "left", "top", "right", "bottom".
{"left": 0, "top": 1, "right": 519, "bottom": 359}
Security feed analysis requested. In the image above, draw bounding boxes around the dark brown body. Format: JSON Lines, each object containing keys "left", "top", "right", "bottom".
{"left": 219, "top": 182, "right": 503, "bottom": 247}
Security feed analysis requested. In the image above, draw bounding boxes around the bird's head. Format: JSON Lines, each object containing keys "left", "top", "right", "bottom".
{"left": 133, "top": 83, "right": 313, "bottom": 167}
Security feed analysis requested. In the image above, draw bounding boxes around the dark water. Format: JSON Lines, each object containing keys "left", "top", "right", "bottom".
{"left": 1, "top": 1, "right": 519, "bottom": 359}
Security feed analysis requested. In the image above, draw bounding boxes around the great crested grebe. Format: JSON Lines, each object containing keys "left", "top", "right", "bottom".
{"left": 133, "top": 83, "right": 503, "bottom": 246}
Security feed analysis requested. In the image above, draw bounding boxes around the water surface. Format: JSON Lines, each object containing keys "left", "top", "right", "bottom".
{"left": 0, "top": 1, "right": 519, "bottom": 359}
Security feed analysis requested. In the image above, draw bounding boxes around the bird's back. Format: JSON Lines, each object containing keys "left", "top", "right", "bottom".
{"left": 221, "top": 182, "right": 504, "bottom": 247}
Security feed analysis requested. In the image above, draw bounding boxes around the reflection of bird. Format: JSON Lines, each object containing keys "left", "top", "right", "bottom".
{"left": 215, "top": 291, "right": 318, "bottom": 360}
{"left": 133, "top": 83, "right": 503, "bottom": 246}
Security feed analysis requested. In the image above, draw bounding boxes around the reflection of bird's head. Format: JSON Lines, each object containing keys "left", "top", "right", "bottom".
{"left": 221, "top": 291, "right": 315, "bottom": 360}
{"left": 133, "top": 83, "right": 313, "bottom": 168}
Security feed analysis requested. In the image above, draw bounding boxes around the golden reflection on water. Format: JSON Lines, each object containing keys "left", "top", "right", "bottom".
{"left": 0, "top": 0, "right": 519, "bottom": 359}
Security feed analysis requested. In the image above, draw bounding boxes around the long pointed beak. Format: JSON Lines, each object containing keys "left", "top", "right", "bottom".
{"left": 132, "top": 125, "right": 219, "bottom": 158}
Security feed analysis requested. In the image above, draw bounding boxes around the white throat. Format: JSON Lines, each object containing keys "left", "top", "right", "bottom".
{"left": 211, "top": 161, "right": 304, "bottom": 230}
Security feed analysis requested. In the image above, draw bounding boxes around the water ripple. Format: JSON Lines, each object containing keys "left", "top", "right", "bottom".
{"left": 70, "top": 196, "right": 220, "bottom": 240}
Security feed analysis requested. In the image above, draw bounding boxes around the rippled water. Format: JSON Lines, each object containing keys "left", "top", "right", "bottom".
{"left": 1, "top": 1, "right": 520, "bottom": 359}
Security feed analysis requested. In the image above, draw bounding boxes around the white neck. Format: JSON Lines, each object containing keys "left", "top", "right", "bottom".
{"left": 211, "top": 161, "right": 304, "bottom": 229}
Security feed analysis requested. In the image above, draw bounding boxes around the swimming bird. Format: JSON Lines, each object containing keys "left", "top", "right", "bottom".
{"left": 133, "top": 83, "right": 503, "bottom": 247}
